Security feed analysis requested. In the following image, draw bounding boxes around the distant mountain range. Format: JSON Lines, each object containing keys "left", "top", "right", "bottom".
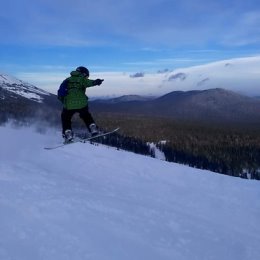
{"left": 1, "top": 72, "right": 260, "bottom": 125}
{"left": 93, "top": 95, "right": 155, "bottom": 103}
{"left": 91, "top": 88, "right": 260, "bottom": 124}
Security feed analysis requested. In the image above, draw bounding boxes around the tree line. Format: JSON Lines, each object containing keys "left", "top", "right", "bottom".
{"left": 94, "top": 112, "right": 260, "bottom": 180}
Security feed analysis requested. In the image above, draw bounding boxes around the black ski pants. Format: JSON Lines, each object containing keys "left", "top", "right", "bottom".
{"left": 61, "top": 106, "right": 95, "bottom": 134}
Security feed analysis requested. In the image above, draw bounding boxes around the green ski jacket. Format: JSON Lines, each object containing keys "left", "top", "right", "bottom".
{"left": 61, "top": 71, "right": 95, "bottom": 110}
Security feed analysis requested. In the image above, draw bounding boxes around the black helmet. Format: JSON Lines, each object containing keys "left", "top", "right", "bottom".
{"left": 76, "top": 66, "right": 89, "bottom": 76}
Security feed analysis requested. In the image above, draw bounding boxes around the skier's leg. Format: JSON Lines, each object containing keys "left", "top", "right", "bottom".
{"left": 79, "top": 106, "right": 97, "bottom": 134}
{"left": 61, "top": 108, "right": 75, "bottom": 134}
{"left": 79, "top": 106, "right": 95, "bottom": 128}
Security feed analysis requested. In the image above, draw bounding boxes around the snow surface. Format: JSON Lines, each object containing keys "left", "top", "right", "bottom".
{"left": 148, "top": 142, "right": 166, "bottom": 161}
{"left": 0, "top": 125, "right": 260, "bottom": 260}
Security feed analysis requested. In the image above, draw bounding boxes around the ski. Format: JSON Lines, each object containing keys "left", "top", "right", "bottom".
{"left": 44, "top": 128, "right": 120, "bottom": 150}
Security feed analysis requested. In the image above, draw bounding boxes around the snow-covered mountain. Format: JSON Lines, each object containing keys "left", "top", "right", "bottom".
{"left": 0, "top": 73, "right": 50, "bottom": 103}
{"left": 0, "top": 124, "right": 259, "bottom": 260}
{"left": 0, "top": 73, "right": 59, "bottom": 123}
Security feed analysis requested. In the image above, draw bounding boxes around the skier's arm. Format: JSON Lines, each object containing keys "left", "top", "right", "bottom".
{"left": 84, "top": 78, "right": 104, "bottom": 88}
{"left": 92, "top": 79, "right": 104, "bottom": 86}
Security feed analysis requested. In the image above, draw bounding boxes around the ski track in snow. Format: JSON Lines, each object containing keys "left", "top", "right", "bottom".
{"left": 0, "top": 125, "right": 260, "bottom": 260}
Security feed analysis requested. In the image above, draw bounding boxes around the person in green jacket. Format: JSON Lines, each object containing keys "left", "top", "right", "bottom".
{"left": 57, "top": 66, "right": 103, "bottom": 142}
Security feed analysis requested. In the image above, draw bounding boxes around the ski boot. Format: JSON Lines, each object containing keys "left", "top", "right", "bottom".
{"left": 63, "top": 129, "right": 74, "bottom": 143}
{"left": 89, "top": 123, "right": 99, "bottom": 136}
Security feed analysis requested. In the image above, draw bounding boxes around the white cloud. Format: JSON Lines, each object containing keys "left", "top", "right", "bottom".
{"left": 15, "top": 56, "right": 260, "bottom": 98}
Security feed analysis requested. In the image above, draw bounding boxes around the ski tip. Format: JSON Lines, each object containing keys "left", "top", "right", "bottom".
{"left": 110, "top": 127, "right": 120, "bottom": 132}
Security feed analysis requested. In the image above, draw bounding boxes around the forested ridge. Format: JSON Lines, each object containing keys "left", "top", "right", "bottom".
{"left": 94, "top": 112, "right": 260, "bottom": 180}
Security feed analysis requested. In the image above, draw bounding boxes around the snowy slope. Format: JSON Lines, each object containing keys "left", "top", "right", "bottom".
{"left": 0, "top": 125, "right": 259, "bottom": 260}
{"left": 0, "top": 73, "right": 50, "bottom": 103}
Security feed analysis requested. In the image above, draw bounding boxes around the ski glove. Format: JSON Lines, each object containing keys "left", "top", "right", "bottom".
{"left": 93, "top": 79, "right": 104, "bottom": 86}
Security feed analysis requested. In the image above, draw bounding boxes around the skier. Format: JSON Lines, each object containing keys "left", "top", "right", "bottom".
{"left": 57, "top": 66, "right": 104, "bottom": 142}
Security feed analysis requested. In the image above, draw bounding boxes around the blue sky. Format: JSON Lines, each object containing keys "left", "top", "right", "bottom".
{"left": 1, "top": 0, "right": 260, "bottom": 96}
